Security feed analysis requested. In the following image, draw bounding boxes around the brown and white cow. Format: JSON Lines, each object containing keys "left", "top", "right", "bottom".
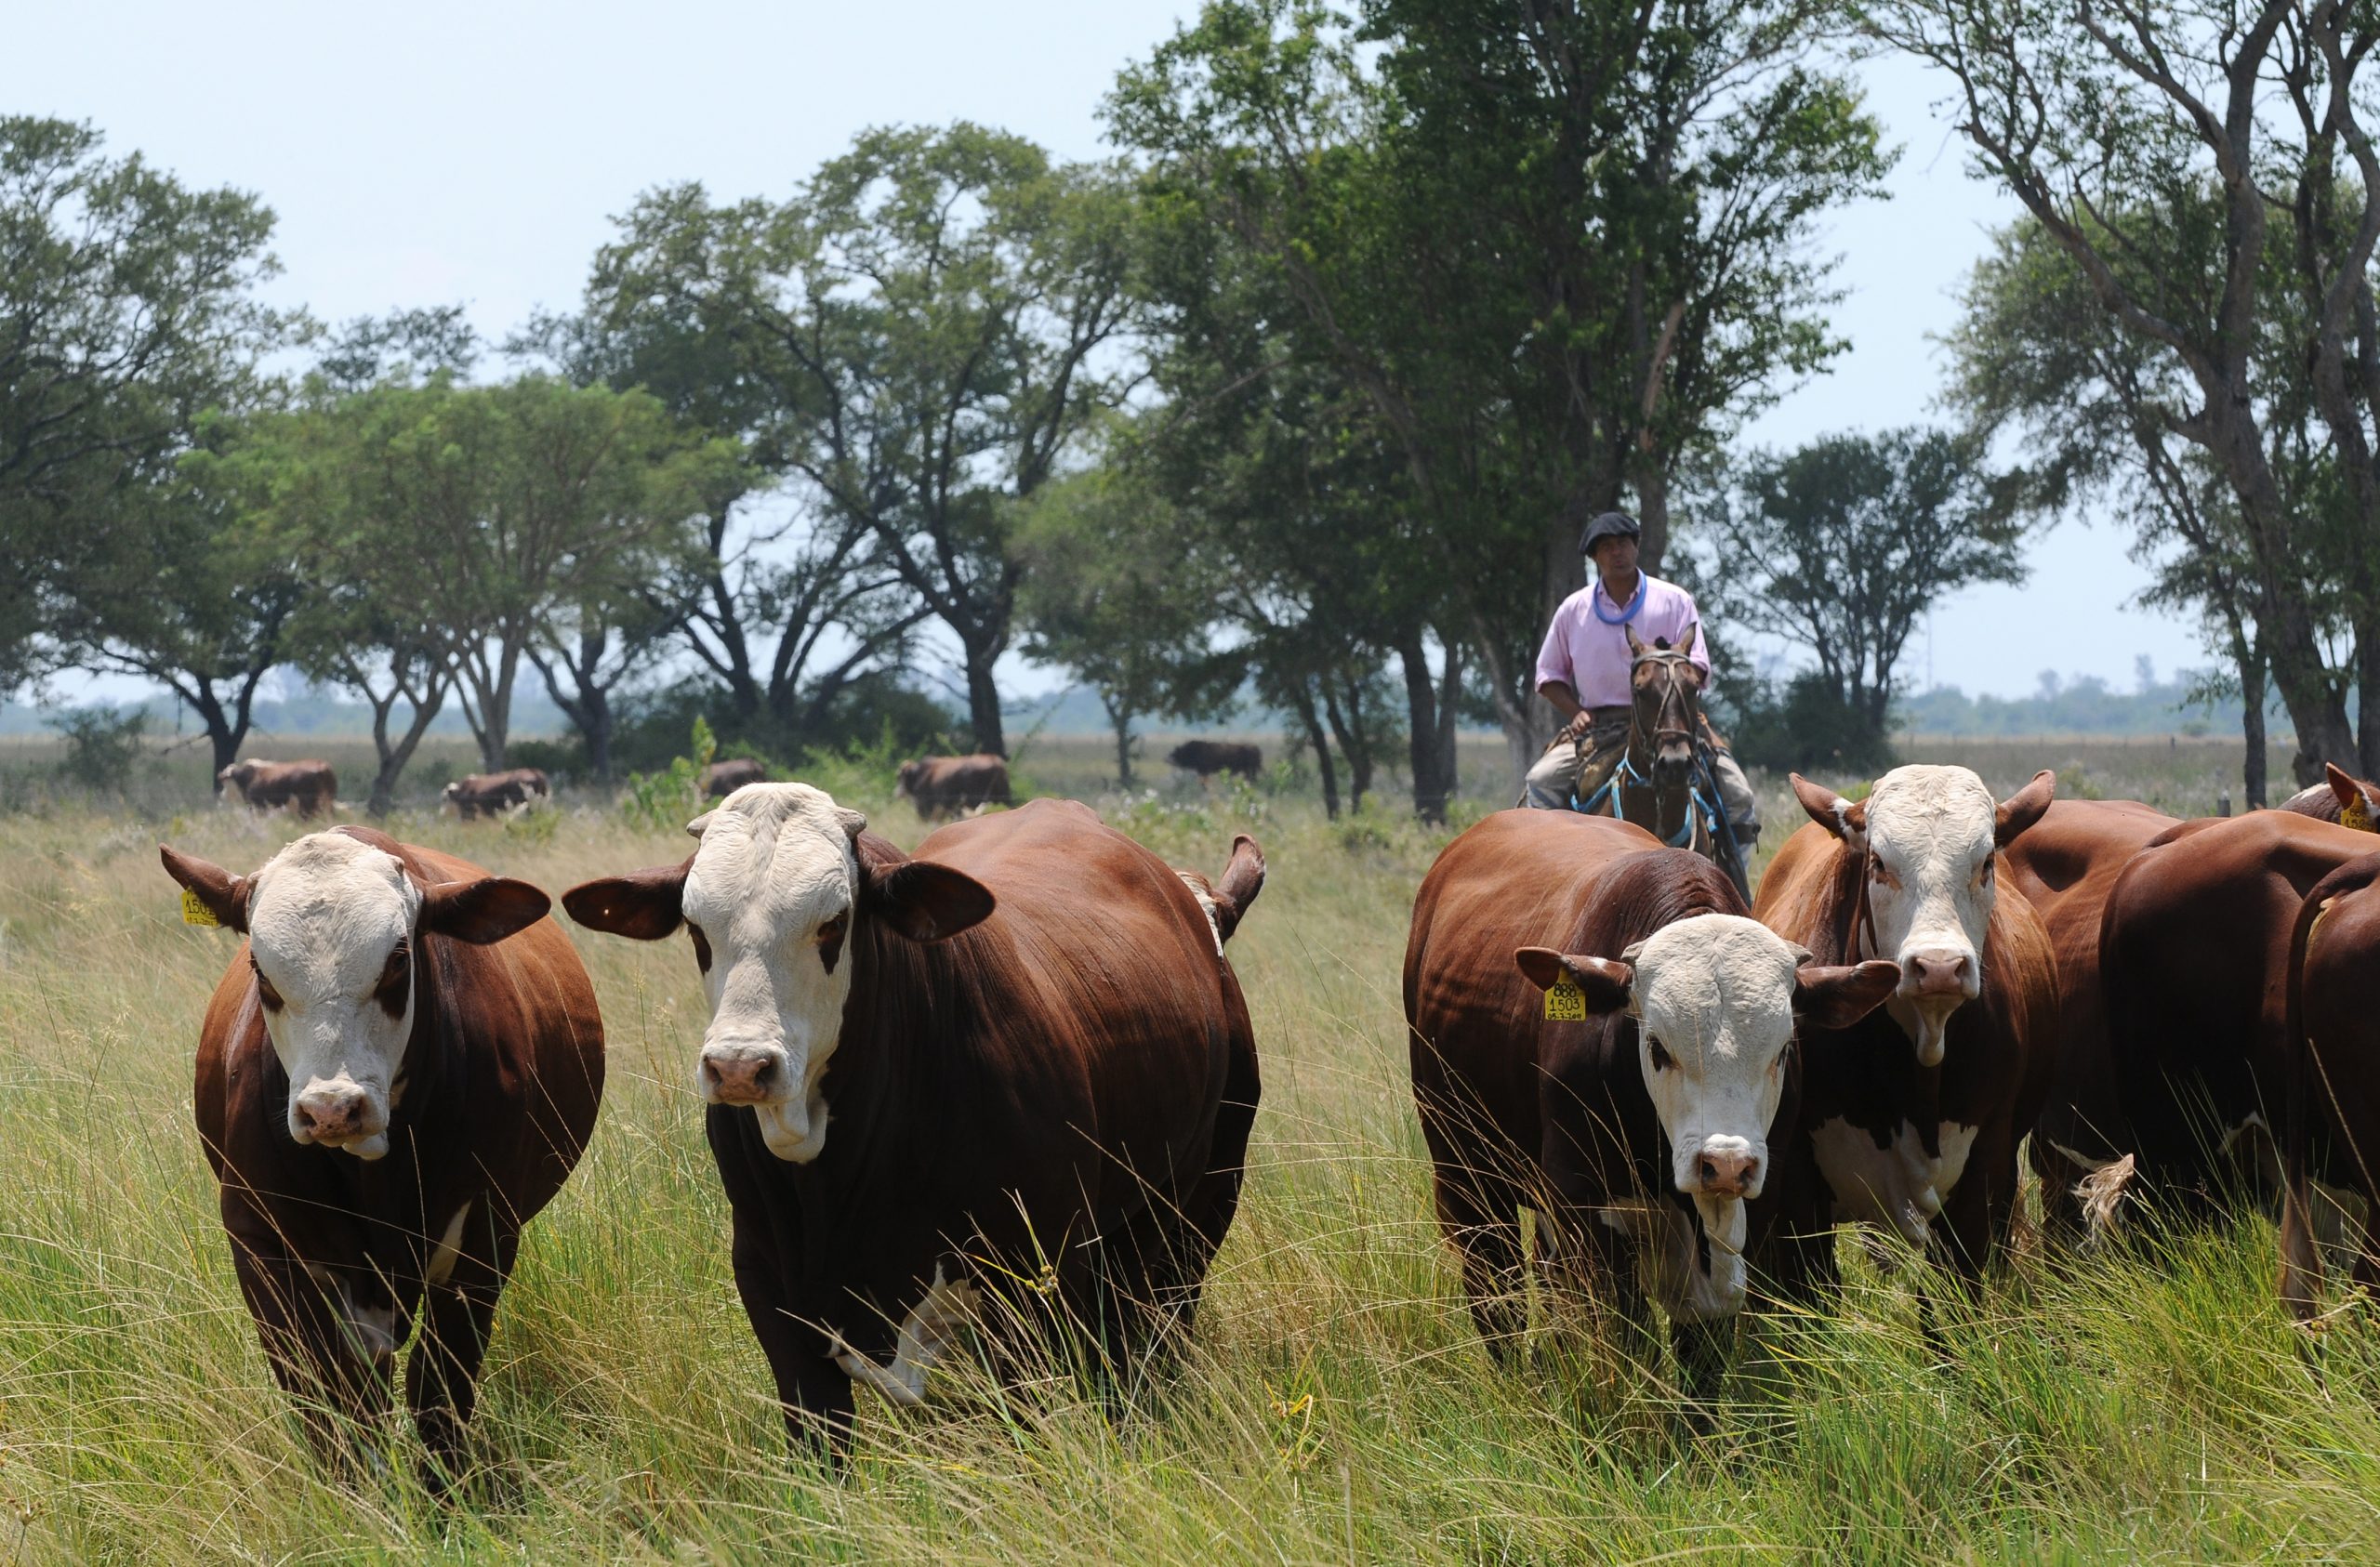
{"left": 441, "top": 767, "right": 550, "bottom": 820}
{"left": 893, "top": 754, "right": 1011, "bottom": 820}
{"left": 2000, "top": 798, "right": 2180, "bottom": 1243}
{"left": 699, "top": 757, "right": 768, "bottom": 798}
{"left": 2098, "top": 810, "right": 2378, "bottom": 1223}
{"left": 562, "top": 785, "right": 1262, "bottom": 1463}
{"left": 2278, "top": 763, "right": 2380, "bottom": 833}
{"left": 1407, "top": 810, "right": 1896, "bottom": 1391}
{"left": 218, "top": 758, "right": 338, "bottom": 817}
{"left": 2280, "top": 849, "right": 2380, "bottom": 1321}
{"left": 1753, "top": 766, "right": 2058, "bottom": 1296}
{"left": 1168, "top": 740, "right": 1263, "bottom": 782}
{"left": 160, "top": 826, "right": 602, "bottom": 1481}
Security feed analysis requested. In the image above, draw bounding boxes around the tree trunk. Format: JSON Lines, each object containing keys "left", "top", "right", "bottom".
{"left": 2241, "top": 652, "right": 2268, "bottom": 811}
{"left": 2360, "top": 611, "right": 2380, "bottom": 783}
{"left": 1106, "top": 694, "right": 1135, "bottom": 788}
{"left": 364, "top": 677, "right": 444, "bottom": 817}
{"left": 1287, "top": 679, "right": 1340, "bottom": 820}
{"left": 1322, "top": 676, "right": 1374, "bottom": 814}
{"left": 192, "top": 687, "right": 240, "bottom": 785}
{"left": 965, "top": 646, "right": 1006, "bottom": 757}
{"left": 1397, "top": 633, "right": 1462, "bottom": 823}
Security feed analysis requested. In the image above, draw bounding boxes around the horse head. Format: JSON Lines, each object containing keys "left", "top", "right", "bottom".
{"left": 1624, "top": 621, "right": 1708, "bottom": 838}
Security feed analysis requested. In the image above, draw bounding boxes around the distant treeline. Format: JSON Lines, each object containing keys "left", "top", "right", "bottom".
{"left": 1895, "top": 672, "right": 2293, "bottom": 741}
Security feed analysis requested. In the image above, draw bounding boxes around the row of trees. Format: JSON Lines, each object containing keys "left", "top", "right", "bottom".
{"left": 8, "top": 0, "right": 2368, "bottom": 814}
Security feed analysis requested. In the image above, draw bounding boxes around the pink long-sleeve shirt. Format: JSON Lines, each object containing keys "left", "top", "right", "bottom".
{"left": 1534, "top": 574, "right": 1710, "bottom": 710}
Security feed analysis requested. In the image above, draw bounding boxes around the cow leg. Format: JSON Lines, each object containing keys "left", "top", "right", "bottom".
{"left": 1432, "top": 1165, "right": 1527, "bottom": 1360}
{"left": 230, "top": 1240, "right": 393, "bottom": 1471}
{"left": 407, "top": 1212, "right": 517, "bottom": 1494}
{"left": 731, "top": 1223, "right": 855, "bottom": 1469}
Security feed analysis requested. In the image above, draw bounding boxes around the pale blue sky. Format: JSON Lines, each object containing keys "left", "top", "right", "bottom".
{"left": 8, "top": 1, "right": 2202, "bottom": 702}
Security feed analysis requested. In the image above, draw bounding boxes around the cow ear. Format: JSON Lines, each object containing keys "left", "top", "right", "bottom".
{"left": 2324, "top": 762, "right": 2374, "bottom": 820}
{"left": 867, "top": 860, "right": 995, "bottom": 942}
{"left": 161, "top": 845, "right": 251, "bottom": 932}
{"left": 422, "top": 876, "right": 549, "bottom": 944}
{"left": 1790, "top": 773, "right": 1867, "bottom": 842}
{"left": 1994, "top": 770, "right": 2056, "bottom": 848}
{"left": 1793, "top": 958, "right": 1901, "bottom": 1030}
{"left": 1513, "top": 948, "right": 1634, "bottom": 1013}
{"left": 562, "top": 862, "right": 690, "bottom": 940}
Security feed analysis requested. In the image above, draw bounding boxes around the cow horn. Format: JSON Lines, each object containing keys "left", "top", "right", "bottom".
{"left": 686, "top": 810, "right": 717, "bottom": 839}
{"left": 837, "top": 807, "right": 868, "bottom": 839}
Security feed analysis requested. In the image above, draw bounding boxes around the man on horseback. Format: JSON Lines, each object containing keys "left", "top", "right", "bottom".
{"left": 1522, "top": 510, "right": 1762, "bottom": 851}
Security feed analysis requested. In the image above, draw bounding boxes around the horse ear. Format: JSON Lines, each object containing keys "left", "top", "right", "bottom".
{"left": 1624, "top": 623, "right": 1649, "bottom": 657}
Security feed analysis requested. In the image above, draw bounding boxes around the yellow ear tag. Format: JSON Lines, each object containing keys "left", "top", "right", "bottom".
{"left": 180, "top": 888, "right": 220, "bottom": 928}
{"left": 2343, "top": 797, "right": 2373, "bottom": 833}
{"left": 1543, "top": 977, "right": 1588, "bottom": 1021}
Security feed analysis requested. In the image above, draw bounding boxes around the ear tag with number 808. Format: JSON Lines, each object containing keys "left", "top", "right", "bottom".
{"left": 180, "top": 888, "right": 220, "bottom": 928}
{"left": 1543, "top": 977, "right": 1588, "bottom": 1021}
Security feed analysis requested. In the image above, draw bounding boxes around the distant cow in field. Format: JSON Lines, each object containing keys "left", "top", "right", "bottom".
{"left": 2098, "top": 810, "right": 2378, "bottom": 1226}
{"left": 1753, "top": 766, "right": 2058, "bottom": 1308}
{"left": 1407, "top": 810, "right": 1896, "bottom": 1392}
{"left": 218, "top": 758, "right": 337, "bottom": 817}
{"left": 2001, "top": 798, "right": 2181, "bottom": 1244}
{"left": 159, "top": 825, "right": 603, "bottom": 1484}
{"left": 700, "top": 757, "right": 767, "bottom": 798}
{"left": 1169, "top": 740, "right": 1263, "bottom": 783}
{"left": 441, "top": 768, "right": 550, "bottom": 820}
{"left": 2278, "top": 763, "right": 2380, "bottom": 832}
{"left": 563, "top": 788, "right": 1263, "bottom": 1464}
{"left": 894, "top": 754, "right": 1011, "bottom": 820}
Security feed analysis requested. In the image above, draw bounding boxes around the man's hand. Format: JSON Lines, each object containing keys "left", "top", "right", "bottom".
{"left": 1557, "top": 711, "right": 1594, "bottom": 744}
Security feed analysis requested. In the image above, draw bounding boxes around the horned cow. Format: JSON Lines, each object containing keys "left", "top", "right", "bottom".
{"left": 160, "top": 826, "right": 602, "bottom": 1483}
{"left": 1406, "top": 810, "right": 1895, "bottom": 1393}
{"left": 563, "top": 787, "right": 1263, "bottom": 1464}
{"left": 1752, "top": 767, "right": 2059, "bottom": 1308}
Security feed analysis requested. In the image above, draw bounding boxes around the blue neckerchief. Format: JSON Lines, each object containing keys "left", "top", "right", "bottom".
{"left": 1591, "top": 575, "right": 1647, "bottom": 625}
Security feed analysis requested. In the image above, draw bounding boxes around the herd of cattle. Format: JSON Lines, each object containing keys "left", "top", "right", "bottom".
{"left": 151, "top": 751, "right": 2380, "bottom": 1486}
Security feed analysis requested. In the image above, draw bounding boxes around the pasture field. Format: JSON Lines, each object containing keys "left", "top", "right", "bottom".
{"left": 1, "top": 736, "right": 2373, "bottom": 1563}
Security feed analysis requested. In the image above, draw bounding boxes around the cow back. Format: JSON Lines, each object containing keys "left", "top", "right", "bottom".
{"left": 2102, "top": 810, "right": 2378, "bottom": 1181}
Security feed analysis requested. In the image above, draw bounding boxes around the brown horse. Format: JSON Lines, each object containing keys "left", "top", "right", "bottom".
{"left": 1570, "top": 624, "right": 1749, "bottom": 897}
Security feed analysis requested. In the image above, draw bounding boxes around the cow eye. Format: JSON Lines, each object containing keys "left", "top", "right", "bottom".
{"left": 816, "top": 914, "right": 848, "bottom": 974}
{"left": 1647, "top": 1036, "right": 1673, "bottom": 1072}
{"left": 686, "top": 922, "right": 713, "bottom": 973}
{"left": 251, "top": 959, "right": 284, "bottom": 1013}
{"left": 374, "top": 942, "right": 410, "bottom": 1018}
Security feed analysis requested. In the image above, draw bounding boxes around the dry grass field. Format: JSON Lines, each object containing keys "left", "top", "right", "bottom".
{"left": 1, "top": 732, "right": 2373, "bottom": 1562}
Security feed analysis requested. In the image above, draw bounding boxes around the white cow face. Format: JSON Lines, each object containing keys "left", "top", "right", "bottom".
{"left": 1791, "top": 765, "right": 2055, "bottom": 1065}
{"left": 561, "top": 783, "right": 995, "bottom": 1165}
{"left": 1517, "top": 915, "right": 1897, "bottom": 1312}
{"left": 161, "top": 833, "right": 550, "bottom": 1158}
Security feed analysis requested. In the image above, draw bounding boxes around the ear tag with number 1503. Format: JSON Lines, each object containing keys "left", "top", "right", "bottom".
{"left": 180, "top": 889, "right": 220, "bottom": 928}
{"left": 1543, "top": 977, "right": 1588, "bottom": 1021}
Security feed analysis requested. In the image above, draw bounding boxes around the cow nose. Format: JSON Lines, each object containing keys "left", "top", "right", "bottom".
{"left": 1695, "top": 1148, "right": 1759, "bottom": 1198}
{"left": 701, "top": 1044, "right": 784, "bottom": 1105}
{"left": 1906, "top": 950, "right": 1973, "bottom": 997}
{"left": 293, "top": 1086, "right": 369, "bottom": 1143}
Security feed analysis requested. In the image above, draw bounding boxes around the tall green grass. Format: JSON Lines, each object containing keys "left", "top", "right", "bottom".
{"left": 0, "top": 742, "right": 2372, "bottom": 1562}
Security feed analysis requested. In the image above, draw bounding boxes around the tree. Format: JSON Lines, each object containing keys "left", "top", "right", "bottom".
{"left": 592, "top": 124, "right": 1144, "bottom": 757}
{"left": 1699, "top": 428, "right": 2023, "bottom": 755}
{"left": 1108, "top": 0, "right": 1892, "bottom": 802}
{"left": 1015, "top": 462, "right": 1238, "bottom": 787}
{"left": 1946, "top": 216, "right": 2329, "bottom": 806}
{"left": 278, "top": 374, "right": 722, "bottom": 771}
{"left": 1861, "top": 0, "right": 2380, "bottom": 783}
{"left": 1, "top": 115, "right": 284, "bottom": 696}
